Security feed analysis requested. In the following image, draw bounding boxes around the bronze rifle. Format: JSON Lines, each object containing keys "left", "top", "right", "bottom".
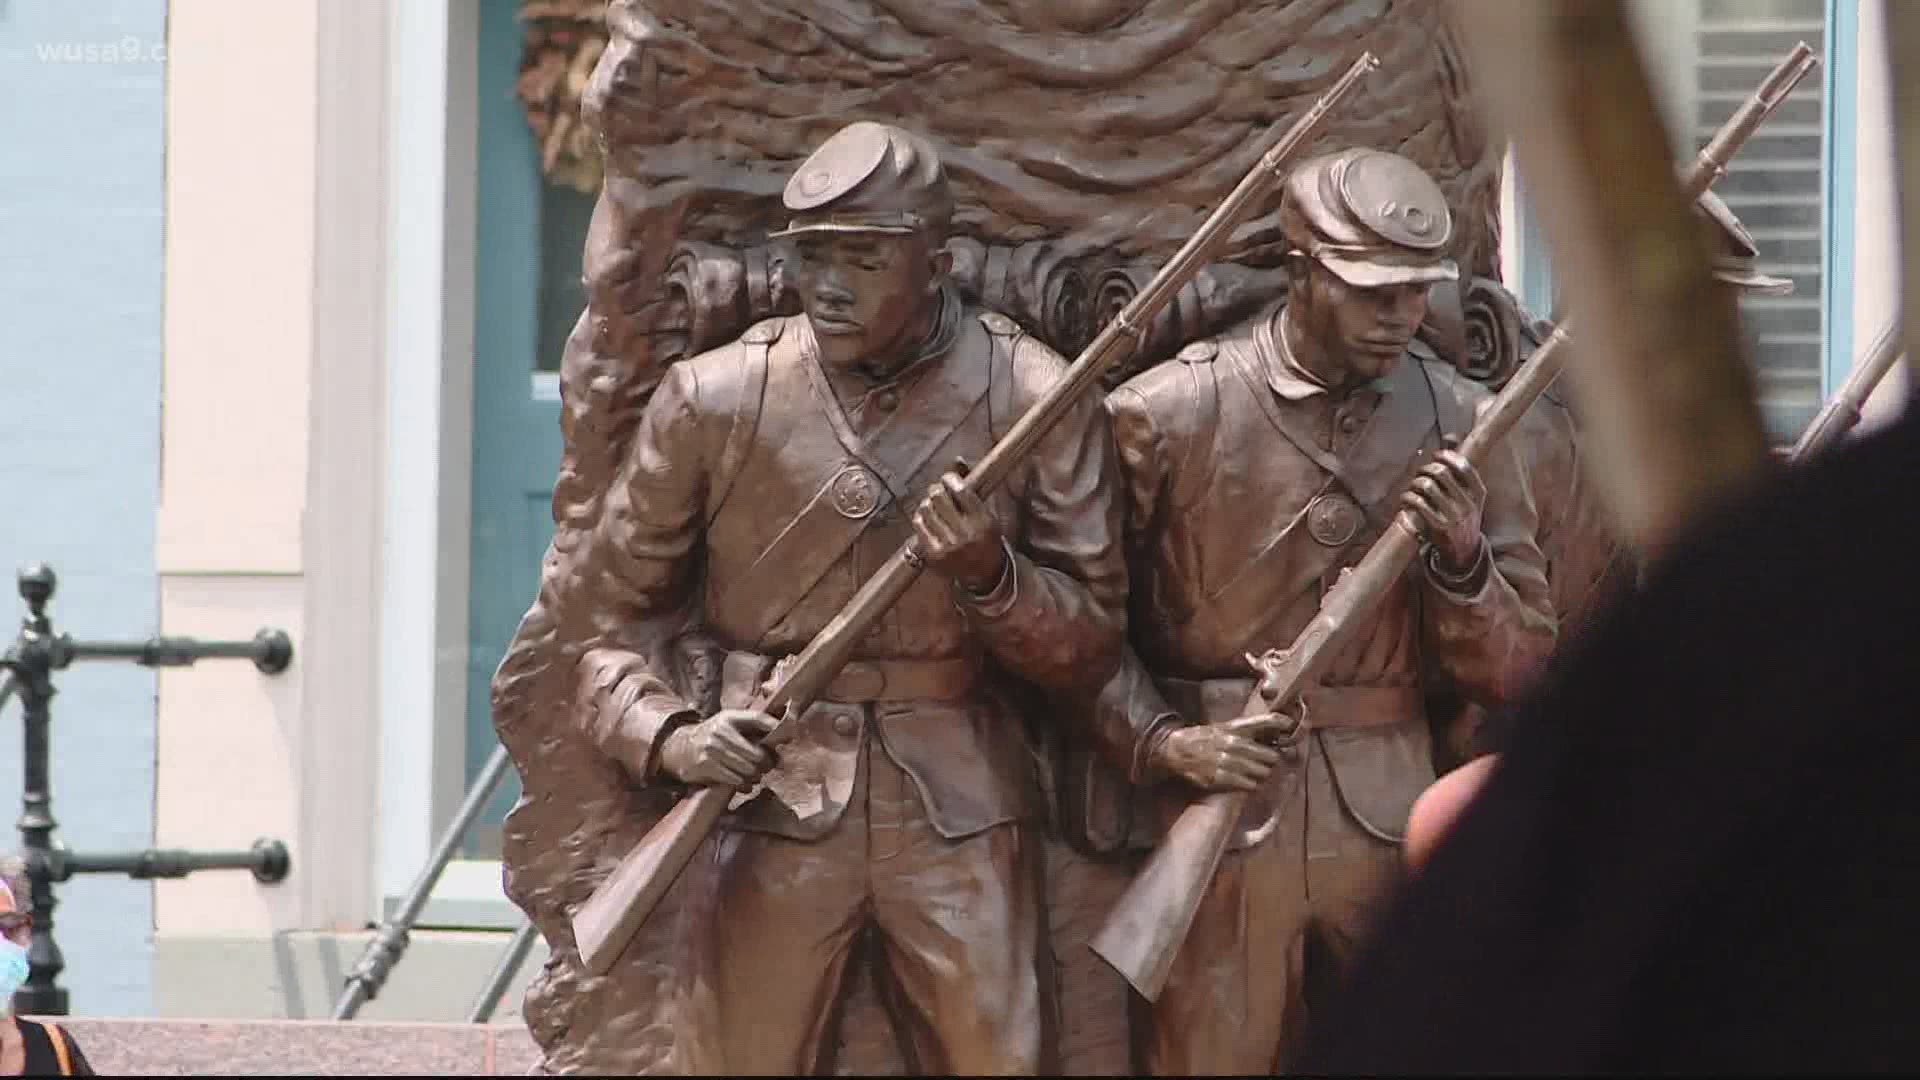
{"left": 570, "top": 50, "right": 1384, "bottom": 977}
{"left": 1788, "top": 319, "right": 1907, "bottom": 464}
{"left": 1088, "top": 39, "right": 1819, "bottom": 1003}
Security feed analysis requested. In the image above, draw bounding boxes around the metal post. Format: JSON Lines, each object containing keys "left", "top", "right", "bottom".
{"left": 466, "top": 918, "right": 539, "bottom": 1024}
{"left": 333, "top": 742, "right": 516, "bottom": 1020}
{"left": 0, "top": 563, "right": 296, "bottom": 1015}
{"left": 9, "top": 565, "right": 65, "bottom": 1016}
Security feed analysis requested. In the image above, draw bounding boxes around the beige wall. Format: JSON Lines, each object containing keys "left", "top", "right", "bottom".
{"left": 157, "top": 0, "right": 388, "bottom": 937}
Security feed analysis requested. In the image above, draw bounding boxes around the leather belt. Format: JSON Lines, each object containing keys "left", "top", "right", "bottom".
{"left": 722, "top": 650, "right": 981, "bottom": 705}
{"left": 1157, "top": 675, "right": 1422, "bottom": 729}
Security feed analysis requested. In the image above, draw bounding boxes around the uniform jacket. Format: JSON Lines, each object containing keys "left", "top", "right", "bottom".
{"left": 569, "top": 299, "right": 1128, "bottom": 843}
{"left": 1522, "top": 381, "right": 1636, "bottom": 634}
{"left": 1069, "top": 305, "right": 1556, "bottom": 851}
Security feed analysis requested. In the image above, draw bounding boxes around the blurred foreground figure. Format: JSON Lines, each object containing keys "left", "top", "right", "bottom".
{"left": 1300, "top": 396, "right": 1920, "bottom": 1073}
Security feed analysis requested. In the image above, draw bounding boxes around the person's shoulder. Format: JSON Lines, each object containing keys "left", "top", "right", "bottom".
{"left": 970, "top": 307, "right": 1064, "bottom": 370}
{"left": 1409, "top": 341, "right": 1494, "bottom": 407}
{"left": 18, "top": 1017, "right": 90, "bottom": 1075}
{"left": 972, "top": 308, "right": 1028, "bottom": 340}
{"left": 665, "top": 315, "right": 795, "bottom": 416}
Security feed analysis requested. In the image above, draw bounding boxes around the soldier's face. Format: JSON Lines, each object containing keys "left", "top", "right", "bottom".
{"left": 793, "top": 232, "right": 942, "bottom": 363}
{"left": 1296, "top": 260, "right": 1432, "bottom": 383}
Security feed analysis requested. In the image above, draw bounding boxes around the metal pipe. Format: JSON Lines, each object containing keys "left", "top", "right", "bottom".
{"left": 52, "top": 840, "right": 291, "bottom": 883}
{"left": 62, "top": 629, "right": 294, "bottom": 675}
{"left": 466, "top": 919, "right": 540, "bottom": 1024}
{"left": 333, "top": 741, "right": 517, "bottom": 1020}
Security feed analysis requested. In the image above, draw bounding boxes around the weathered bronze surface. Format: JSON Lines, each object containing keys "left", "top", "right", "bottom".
{"left": 1081, "top": 148, "right": 1557, "bottom": 1070}
{"left": 489, "top": 3, "right": 1521, "bottom": 1075}
{"left": 567, "top": 52, "right": 1379, "bottom": 983}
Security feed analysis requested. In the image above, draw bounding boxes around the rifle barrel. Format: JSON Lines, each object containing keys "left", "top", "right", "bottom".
{"left": 1788, "top": 319, "right": 1906, "bottom": 464}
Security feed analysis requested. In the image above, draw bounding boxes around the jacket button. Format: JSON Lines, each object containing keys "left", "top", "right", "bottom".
{"left": 833, "top": 711, "right": 859, "bottom": 737}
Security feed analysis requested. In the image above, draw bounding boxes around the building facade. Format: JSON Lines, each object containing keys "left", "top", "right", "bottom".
{"left": 0, "top": 0, "right": 1908, "bottom": 1020}
{"left": 0, "top": 0, "right": 168, "bottom": 1020}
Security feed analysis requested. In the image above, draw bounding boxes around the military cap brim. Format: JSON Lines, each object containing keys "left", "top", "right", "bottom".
{"left": 1712, "top": 264, "right": 1795, "bottom": 296}
{"left": 768, "top": 216, "right": 923, "bottom": 240}
{"left": 771, "top": 120, "right": 950, "bottom": 240}
{"left": 1316, "top": 251, "right": 1461, "bottom": 289}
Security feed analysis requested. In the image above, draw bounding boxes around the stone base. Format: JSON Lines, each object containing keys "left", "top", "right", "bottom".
{"left": 46, "top": 1017, "right": 540, "bottom": 1076}
{"left": 152, "top": 928, "right": 546, "bottom": 1023}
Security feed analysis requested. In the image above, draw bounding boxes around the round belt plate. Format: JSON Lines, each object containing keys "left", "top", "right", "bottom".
{"left": 1306, "top": 493, "right": 1364, "bottom": 547}
{"left": 829, "top": 465, "right": 882, "bottom": 519}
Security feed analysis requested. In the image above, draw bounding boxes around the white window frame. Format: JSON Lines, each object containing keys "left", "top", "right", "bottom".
{"left": 376, "top": 0, "right": 518, "bottom": 929}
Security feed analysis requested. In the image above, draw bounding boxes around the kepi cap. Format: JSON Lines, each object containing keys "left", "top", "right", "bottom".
{"left": 770, "top": 121, "right": 954, "bottom": 240}
{"left": 1280, "top": 148, "right": 1459, "bottom": 288}
{"left": 1695, "top": 189, "right": 1793, "bottom": 296}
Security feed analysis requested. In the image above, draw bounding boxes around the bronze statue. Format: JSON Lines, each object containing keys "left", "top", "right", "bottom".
{"left": 1429, "top": 189, "right": 1799, "bottom": 762}
{"left": 549, "top": 121, "right": 1127, "bottom": 1074}
{"left": 1075, "top": 148, "right": 1556, "bottom": 1074}
{"left": 490, "top": 3, "right": 1519, "bottom": 1074}
{"left": 1535, "top": 189, "right": 1791, "bottom": 626}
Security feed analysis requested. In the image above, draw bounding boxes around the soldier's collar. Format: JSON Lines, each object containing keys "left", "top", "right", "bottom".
{"left": 1262, "top": 306, "right": 1395, "bottom": 402}
{"left": 847, "top": 280, "right": 964, "bottom": 388}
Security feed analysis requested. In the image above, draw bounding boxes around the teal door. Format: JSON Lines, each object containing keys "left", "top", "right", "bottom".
{"left": 465, "top": 0, "right": 596, "bottom": 856}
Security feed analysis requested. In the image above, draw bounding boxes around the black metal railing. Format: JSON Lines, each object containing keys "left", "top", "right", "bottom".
{"left": 467, "top": 917, "right": 538, "bottom": 1024}
{"left": 332, "top": 742, "right": 518, "bottom": 1020}
{"left": 0, "top": 563, "right": 295, "bottom": 1016}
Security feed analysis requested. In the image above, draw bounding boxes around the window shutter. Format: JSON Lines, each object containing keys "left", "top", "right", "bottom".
{"left": 1694, "top": 0, "right": 1829, "bottom": 442}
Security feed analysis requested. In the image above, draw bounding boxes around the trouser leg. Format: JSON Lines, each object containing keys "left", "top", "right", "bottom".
{"left": 1280, "top": 734, "right": 1406, "bottom": 1071}
{"left": 1135, "top": 766, "right": 1313, "bottom": 1075}
{"left": 671, "top": 801, "right": 869, "bottom": 1074}
{"left": 864, "top": 748, "right": 1053, "bottom": 1075}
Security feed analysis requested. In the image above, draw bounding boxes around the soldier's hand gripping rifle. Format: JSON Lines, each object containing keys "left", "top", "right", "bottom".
{"left": 569, "top": 50, "right": 1384, "bottom": 978}
{"left": 1788, "top": 318, "right": 1907, "bottom": 464}
{"left": 1088, "top": 40, "right": 1819, "bottom": 1003}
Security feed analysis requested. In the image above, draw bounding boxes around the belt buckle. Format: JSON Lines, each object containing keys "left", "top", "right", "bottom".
{"left": 829, "top": 661, "right": 887, "bottom": 702}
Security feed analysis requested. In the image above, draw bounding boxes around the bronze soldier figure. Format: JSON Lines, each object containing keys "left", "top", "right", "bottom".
{"left": 1521, "top": 187, "right": 1792, "bottom": 636}
{"left": 1431, "top": 186, "right": 1793, "bottom": 762}
{"left": 574, "top": 121, "right": 1126, "bottom": 1073}
{"left": 1080, "top": 147, "right": 1556, "bottom": 1073}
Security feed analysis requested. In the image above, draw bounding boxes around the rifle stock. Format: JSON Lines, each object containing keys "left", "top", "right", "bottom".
{"left": 1089, "top": 41, "right": 1819, "bottom": 1002}
{"left": 569, "top": 51, "right": 1383, "bottom": 978}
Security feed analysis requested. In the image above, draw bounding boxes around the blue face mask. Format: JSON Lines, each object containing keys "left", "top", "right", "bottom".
{"left": 0, "top": 940, "right": 30, "bottom": 1010}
